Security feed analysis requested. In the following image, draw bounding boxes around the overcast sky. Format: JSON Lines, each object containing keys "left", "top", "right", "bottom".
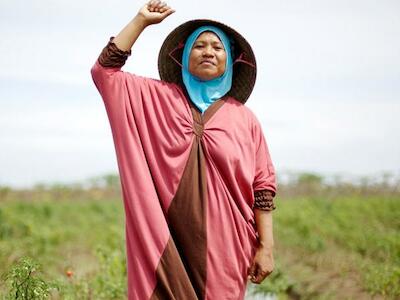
{"left": 0, "top": 0, "right": 399, "bottom": 188}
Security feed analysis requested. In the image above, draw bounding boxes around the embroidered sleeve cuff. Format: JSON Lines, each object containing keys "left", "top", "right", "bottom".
{"left": 253, "top": 189, "right": 276, "bottom": 211}
{"left": 98, "top": 36, "right": 132, "bottom": 68}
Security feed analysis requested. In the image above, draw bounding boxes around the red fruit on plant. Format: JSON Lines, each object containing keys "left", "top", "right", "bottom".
{"left": 66, "top": 270, "right": 73, "bottom": 277}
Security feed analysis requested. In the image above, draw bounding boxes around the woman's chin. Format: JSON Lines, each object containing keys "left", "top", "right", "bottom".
{"left": 193, "top": 72, "right": 220, "bottom": 81}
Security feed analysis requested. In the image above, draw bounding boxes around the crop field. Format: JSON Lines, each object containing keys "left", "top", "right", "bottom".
{"left": 0, "top": 174, "right": 399, "bottom": 299}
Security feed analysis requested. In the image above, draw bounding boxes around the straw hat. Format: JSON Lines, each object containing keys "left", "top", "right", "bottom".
{"left": 158, "top": 19, "right": 257, "bottom": 104}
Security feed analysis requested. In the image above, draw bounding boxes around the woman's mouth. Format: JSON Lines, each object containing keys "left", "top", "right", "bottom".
{"left": 200, "top": 60, "right": 215, "bottom": 66}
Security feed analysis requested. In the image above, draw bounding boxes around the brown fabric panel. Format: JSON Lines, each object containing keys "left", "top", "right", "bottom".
{"left": 201, "top": 98, "right": 226, "bottom": 125}
{"left": 150, "top": 99, "right": 226, "bottom": 299}
{"left": 98, "top": 36, "right": 132, "bottom": 68}
{"left": 166, "top": 135, "right": 207, "bottom": 299}
{"left": 253, "top": 189, "right": 276, "bottom": 211}
{"left": 150, "top": 237, "right": 198, "bottom": 300}
{"left": 188, "top": 97, "right": 227, "bottom": 127}
{"left": 151, "top": 136, "right": 206, "bottom": 299}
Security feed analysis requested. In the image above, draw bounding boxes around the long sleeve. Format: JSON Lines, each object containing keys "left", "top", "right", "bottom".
{"left": 252, "top": 116, "right": 277, "bottom": 211}
{"left": 90, "top": 36, "right": 133, "bottom": 135}
{"left": 90, "top": 36, "right": 164, "bottom": 136}
{"left": 90, "top": 36, "right": 131, "bottom": 93}
{"left": 253, "top": 190, "right": 276, "bottom": 211}
{"left": 89, "top": 35, "right": 194, "bottom": 206}
{"left": 98, "top": 36, "right": 132, "bottom": 68}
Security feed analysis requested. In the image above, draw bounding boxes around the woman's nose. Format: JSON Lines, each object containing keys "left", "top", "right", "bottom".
{"left": 202, "top": 45, "right": 214, "bottom": 57}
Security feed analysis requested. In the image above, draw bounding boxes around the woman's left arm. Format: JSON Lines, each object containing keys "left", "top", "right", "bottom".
{"left": 248, "top": 114, "right": 277, "bottom": 284}
{"left": 255, "top": 208, "right": 274, "bottom": 250}
{"left": 248, "top": 208, "right": 274, "bottom": 284}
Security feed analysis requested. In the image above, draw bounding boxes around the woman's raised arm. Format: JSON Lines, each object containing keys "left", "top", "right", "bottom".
{"left": 112, "top": 1, "right": 175, "bottom": 52}
{"left": 90, "top": 1, "right": 175, "bottom": 106}
{"left": 93, "top": 1, "right": 175, "bottom": 69}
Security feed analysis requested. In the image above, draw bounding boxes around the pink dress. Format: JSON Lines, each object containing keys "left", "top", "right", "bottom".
{"left": 90, "top": 37, "right": 277, "bottom": 300}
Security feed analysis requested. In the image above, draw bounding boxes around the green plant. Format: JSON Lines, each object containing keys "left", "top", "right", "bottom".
{"left": 252, "top": 266, "right": 296, "bottom": 297}
{"left": 1, "top": 257, "right": 58, "bottom": 300}
{"left": 92, "top": 245, "right": 127, "bottom": 299}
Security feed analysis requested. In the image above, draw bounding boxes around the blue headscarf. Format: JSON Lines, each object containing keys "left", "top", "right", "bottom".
{"left": 182, "top": 26, "right": 233, "bottom": 114}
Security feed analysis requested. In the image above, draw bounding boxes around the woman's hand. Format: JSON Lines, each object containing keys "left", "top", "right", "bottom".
{"left": 248, "top": 245, "right": 274, "bottom": 284}
{"left": 137, "top": 0, "right": 175, "bottom": 26}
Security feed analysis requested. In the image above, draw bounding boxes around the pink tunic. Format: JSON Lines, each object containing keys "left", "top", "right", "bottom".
{"left": 91, "top": 50, "right": 276, "bottom": 299}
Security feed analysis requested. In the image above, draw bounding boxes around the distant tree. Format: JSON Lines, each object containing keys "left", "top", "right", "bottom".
{"left": 297, "top": 172, "right": 323, "bottom": 185}
{"left": 102, "top": 174, "right": 120, "bottom": 189}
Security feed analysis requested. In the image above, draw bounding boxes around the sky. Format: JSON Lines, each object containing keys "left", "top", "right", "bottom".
{"left": 0, "top": 0, "right": 399, "bottom": 188}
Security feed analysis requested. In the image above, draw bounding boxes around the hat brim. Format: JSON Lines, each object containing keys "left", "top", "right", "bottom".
{"left": 158, "top": 19, "right": 257, "bottom": 104}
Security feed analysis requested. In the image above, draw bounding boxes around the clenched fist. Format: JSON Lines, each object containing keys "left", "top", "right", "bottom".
{"left": 248, "top": 246, "right": 274, "bottom": 284}
{"left": 138, "top": 0, "right": 175, "bottom": 26}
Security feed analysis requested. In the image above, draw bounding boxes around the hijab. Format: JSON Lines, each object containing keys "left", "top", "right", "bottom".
{"left": 181, "top": 25, "right": 233, "bottom": 114}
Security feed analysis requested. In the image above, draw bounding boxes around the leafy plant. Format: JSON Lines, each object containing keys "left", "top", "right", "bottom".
{"left": 1, "top": 257, "right": 58, "bottom": 300}
{"left": 92, "top": 245, "right": 127, "bottom": 299}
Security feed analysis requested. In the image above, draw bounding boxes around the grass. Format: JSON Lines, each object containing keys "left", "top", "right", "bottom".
{"left": 0, "top": 197, "right": 127, "bottom": 299}
{"left": 0, "top": 174, "right": 399, "bottom": 299}
{"left": 261, "top": 195, "right": 400, "bottom": 299}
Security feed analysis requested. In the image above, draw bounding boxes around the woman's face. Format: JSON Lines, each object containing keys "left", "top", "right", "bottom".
{"left": 188, "top": 31, "right": 227, "bottom": 81}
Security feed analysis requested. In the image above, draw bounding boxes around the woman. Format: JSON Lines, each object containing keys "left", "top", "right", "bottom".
{"left": 90, "top": 1, "right": 277, "bottom": 299}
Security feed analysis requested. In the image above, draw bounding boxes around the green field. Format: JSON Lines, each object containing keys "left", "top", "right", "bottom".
{"left": 0, "top": 175, "right": 399, "bottom": 299}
